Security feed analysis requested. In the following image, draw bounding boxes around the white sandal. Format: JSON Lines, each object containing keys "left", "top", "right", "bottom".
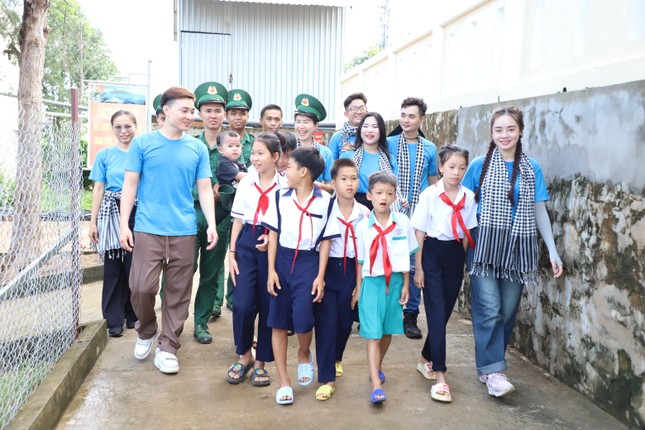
{"left": 417, "top": 361, "right": 436, "bottom": 380}
{"left": 431, "top": 383, "right": 452, "bottom": 403}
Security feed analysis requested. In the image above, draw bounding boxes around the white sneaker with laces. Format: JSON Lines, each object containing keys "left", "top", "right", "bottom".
{"left": 134, "top": 336, "right": 155, "bottom": 360}
{"left": 485, "top": 373, "right": 515, "bottom": 397}
{"left": 154, "top": 347, "right": 179, "bottom": 374}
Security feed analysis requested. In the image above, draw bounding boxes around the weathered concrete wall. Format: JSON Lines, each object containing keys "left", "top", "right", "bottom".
{"left": 453, "top": 81, "right": 645, "bottom": 428}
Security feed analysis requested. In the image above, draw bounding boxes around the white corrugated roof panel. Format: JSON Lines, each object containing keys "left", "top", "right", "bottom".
{"left": 180, "top": 0, "right": 345, "bottom": 125}
{"left": 215, "top": 0, "right": 349, "bottom": 6}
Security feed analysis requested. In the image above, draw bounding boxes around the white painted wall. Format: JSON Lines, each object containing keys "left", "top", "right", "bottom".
{"left": 339, "top": 0, "right": 645, "bottom": 125}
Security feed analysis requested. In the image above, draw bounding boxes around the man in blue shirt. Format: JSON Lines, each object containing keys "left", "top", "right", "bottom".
{"left": 328, "top": 92, "right": 367, "bottom": 160}
{"left": 119, "top": 86, "right": 218, "bottom": 374}
{"left": 386, "top": 96, "right": 438, "bottom": 339}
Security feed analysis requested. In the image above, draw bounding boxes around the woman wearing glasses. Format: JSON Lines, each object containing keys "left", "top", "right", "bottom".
{"left": 89, "top": 110, "right": 139, "bottom": 337}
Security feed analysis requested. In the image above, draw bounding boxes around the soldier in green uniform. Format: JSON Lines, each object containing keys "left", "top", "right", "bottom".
{"left": 211, "top": 89, "right": 255, "bottom": 318}
{"left": 153, "top": 94, "right": 165, "bottom": 128}
{"left": 192, "top": 81, "right": 229, "bottom": 344}
{"left": 225, "top": 89, "right": 254, "bottom": 167}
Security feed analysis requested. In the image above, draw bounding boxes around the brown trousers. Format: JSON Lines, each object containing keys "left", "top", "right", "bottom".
{"left": 129, "top": 232, "right": 196, "bottom": 354}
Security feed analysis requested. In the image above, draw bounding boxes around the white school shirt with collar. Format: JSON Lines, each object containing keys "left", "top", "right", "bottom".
{"left": 410, "top": 180, "right": 478, "bottom": 241}
{"left": 262, "top": 185, "right": 340, "bottom": 250}
{"left": 328, "top": 197, "right": 371, "bottom": 259}
{"left": 356, "top": 210, "right": 419, "bottom": 278}
{"left": 230, "top": 170, "right": 287, "bottom": 225}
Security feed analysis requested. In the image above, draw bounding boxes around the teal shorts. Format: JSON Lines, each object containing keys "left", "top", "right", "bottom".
{"left": 358, "top": 273, "right": 404, "bottom": 339}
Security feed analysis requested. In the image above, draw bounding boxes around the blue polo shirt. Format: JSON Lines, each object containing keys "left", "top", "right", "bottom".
{"left": 386, "top": 134, "right": 437, "bottom": 203}
{"left": 328, "top": 130, "right": 357, "bottom": 160}
{"left": 462, "top": 155, "right": 549, "bottom": 217}
{"left": 90, "top": 146, "right": 128, "bottom": 192}
{"left": 340, "top": 150, "right": 398, "bottom": 193}
{"left": 125, "top": 130, "right": 211, "bottom": 236}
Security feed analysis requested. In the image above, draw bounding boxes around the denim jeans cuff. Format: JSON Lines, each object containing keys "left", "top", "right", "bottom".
{"left": 477, "top": 359, "right": 508, "bottom": 375}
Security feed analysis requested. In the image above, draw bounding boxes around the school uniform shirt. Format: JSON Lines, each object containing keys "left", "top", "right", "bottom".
{"left": 386, "top": 134, "right": 438, "bottom": 203}
{"left": 90, "top": 146, "right": 128, "bottom": 192}
{"left": 410, "top": 180, "right": 478, "bottom": 241}
{"left": 230, "top": 171, "right": 287, "bottom": 225}
{"left": 328, "top": 131, "right": 356, "bottom": 160}
{"left": 356, "top": 211, "right": 419, "bottom": 278}
{"left": 262, "top": 185, "right": 340, "bottom": 251}
{"left": 462, "top": 155, "right": 549, "bottom": 217}
{"left": 328, "top": 198, "right": 371, "bottom": 259}
{"left": 125, "top": 130, "right": 211, "bottom": 236}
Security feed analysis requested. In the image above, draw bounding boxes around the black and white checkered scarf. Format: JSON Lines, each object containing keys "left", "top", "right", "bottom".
{"left": 470, "top": 147, "right": 539, "bottom": 283}
{"left": 341, "top": 121, "right": 358, "bottom": 148}
{"left": 94, "top": 190, "right": 128, "bottom": 262}
{"left": 296, "top": 137, "right": 321, "bottom": 151}
{"left": 395, "top": 133, "right": 425, "bottom": 216}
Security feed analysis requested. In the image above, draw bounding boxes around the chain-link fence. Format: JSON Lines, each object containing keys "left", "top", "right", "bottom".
{"left": 0, "top": 98, "right": 83, "bottom": 428}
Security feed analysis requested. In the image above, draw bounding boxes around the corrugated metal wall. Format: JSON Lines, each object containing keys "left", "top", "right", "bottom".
{"left": 180, "top": 0, "right": 344, "bottom": 125}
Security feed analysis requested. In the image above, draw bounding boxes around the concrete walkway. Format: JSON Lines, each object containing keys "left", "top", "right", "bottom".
{"left": 56, "top": 279, "right": 626, "bottom": 430}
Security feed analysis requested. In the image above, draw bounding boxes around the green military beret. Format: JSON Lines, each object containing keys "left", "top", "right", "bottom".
{"left": 295, "top": 94, "right": 326, "bottom": 122}
{"left": 153, "top": 94, "right": 163, "bottom": 115}
{"left": 194, "top": 82, "right": 228, "bottom": 109}
{"left": 226, "top": 89, "right": 252, "bottom": 111}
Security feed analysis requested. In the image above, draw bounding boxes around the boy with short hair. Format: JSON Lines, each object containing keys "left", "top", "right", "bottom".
{"left": 262, "top": 147, "right": 339, "bottom": 405}
{"left": 352, "top": 171, "right": 418, "bottom": 403}
{"left": 314, "top": 158, "right": 370, "bottom": 401}
{"left": 216, "top": 130, "right": 248, "bottom": 187}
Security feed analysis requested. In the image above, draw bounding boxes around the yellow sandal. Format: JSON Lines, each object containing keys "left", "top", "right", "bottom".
{"left": 315, "top": 384, "right": 335, "bottom": 401}
{"left": 335, "top": 362, "right": 343, "bottom": 377}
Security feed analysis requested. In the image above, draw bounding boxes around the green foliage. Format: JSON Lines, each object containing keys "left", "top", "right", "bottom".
{"left": 0, "top": 168, "right": 16, "bottom": 208}
{"left": 0, "top": 0, "right": 117, "bottom": 106}
{"left": 0, "top": 0, "right": 21, "bottom": 63}
{"left": 344, "top": 46, "right": 384, "bottom": 73}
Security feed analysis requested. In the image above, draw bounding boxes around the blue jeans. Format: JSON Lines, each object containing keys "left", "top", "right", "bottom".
{"left": 466, "top": 228, "right": 524, "bottom": 375}
{"left": 404, "top": 253, "right": 421, "bottom": 314}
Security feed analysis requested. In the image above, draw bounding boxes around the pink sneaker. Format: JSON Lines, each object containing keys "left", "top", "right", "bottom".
{"left": 484, "top": 373, "right": 515, "bottom": 397}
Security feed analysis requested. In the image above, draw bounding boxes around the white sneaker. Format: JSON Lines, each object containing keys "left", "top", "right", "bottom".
{"left": 478, "top": 374, "right": 487, "bottom": 384}
{"left": 485, "top": 373, "right": 515, "bottom": 397}
{"left": 134, "top": 336, "right": 155, "bottom": 360}
{"left": 154, "top": 347, "right": 179, "bottom": 374}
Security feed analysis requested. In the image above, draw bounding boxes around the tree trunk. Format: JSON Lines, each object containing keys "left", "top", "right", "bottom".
{"left": 9, "top": 0, "right": 51, "bottom": 272}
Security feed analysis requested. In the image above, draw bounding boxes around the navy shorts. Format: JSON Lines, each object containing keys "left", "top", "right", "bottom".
{"left": 267, "top": 245, "right": 319, "bottom": 333}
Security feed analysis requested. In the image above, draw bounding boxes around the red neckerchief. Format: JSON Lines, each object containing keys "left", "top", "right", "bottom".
{"left": 252, "top": 182, "right": 277, "bottom": 231}
{"left": 291, "top": 195, "right": 316, "bottom": 273}
{"left": 439, "top": 192, "right": 475, "bottom": 248}
{"left": 369, "top": 221, "right": 397, "bottom": 286}
{"left": 337, "top": 216, "right": 358, "bottom": 274}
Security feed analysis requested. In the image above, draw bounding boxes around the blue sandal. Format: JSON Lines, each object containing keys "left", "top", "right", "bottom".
{"left": 378, "top": 369, "right": 386, "bottom": 384}
{"left": 370, "top": 388, "right": 386, "bottom": 403}
{"left": 297, "top": 353, "right": 315, "bottom": 386}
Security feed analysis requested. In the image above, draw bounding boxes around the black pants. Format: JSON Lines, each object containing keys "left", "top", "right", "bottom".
{"left": 102, "top": 201, "right": 137, "bottom": 329}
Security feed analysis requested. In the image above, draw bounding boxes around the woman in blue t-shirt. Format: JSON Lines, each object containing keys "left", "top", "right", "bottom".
{"left": 462, "top": 106, "right": 563, "bottom": 398}
{"left": 342, "top": 112, "right": 397, "bottom": 210}
{"left": 89, "top": 110, "right": 139, "bottom": 337}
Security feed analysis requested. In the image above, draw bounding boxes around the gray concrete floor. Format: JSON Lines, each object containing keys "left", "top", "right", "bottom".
{"left": 56, "top": 278, "right": 626, "bottom": 430}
